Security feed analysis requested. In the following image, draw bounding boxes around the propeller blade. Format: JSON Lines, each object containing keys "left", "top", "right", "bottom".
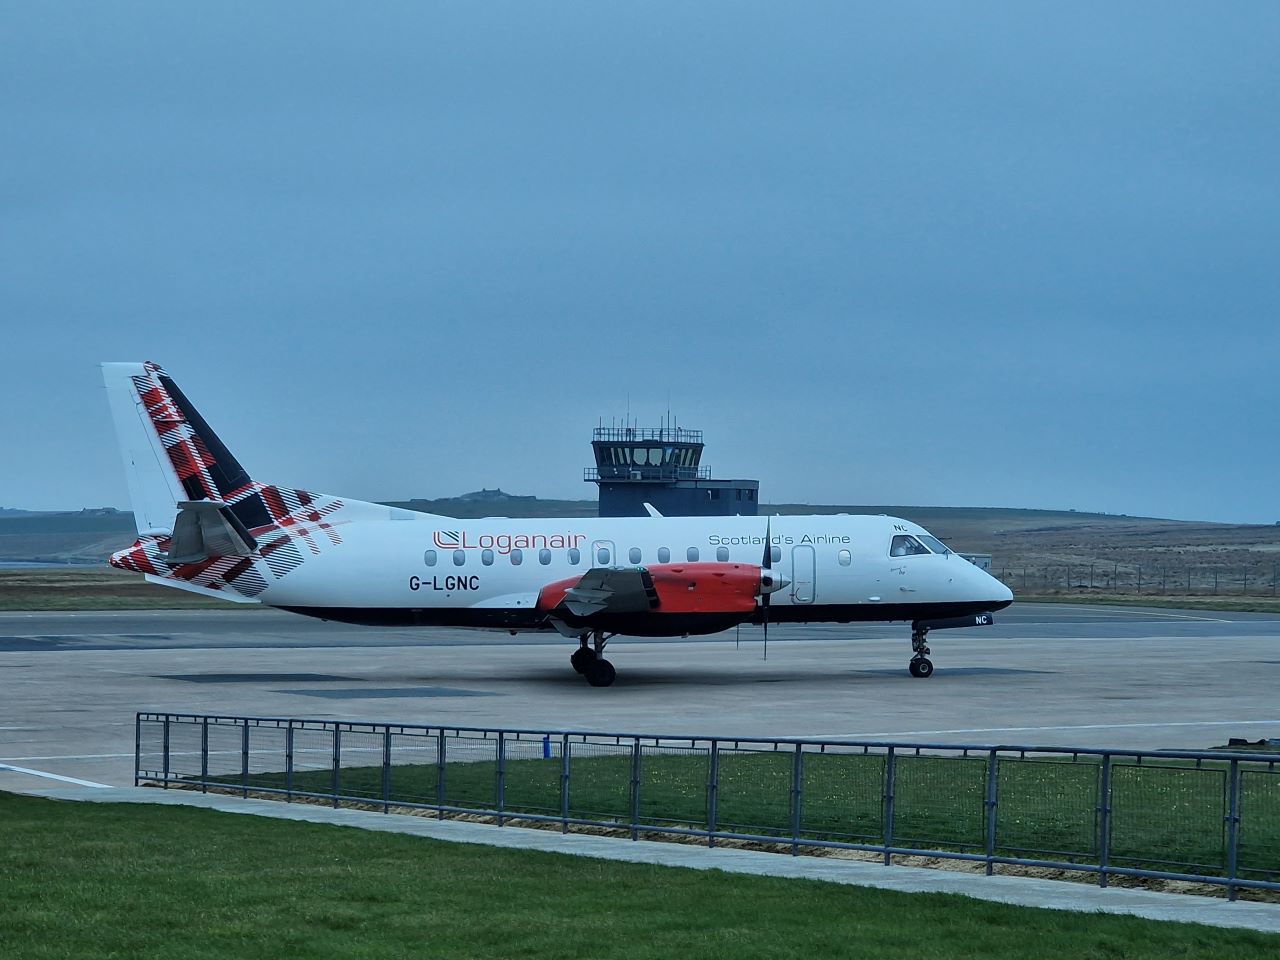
{"left": 762, "top": 517, "right": 771, "bottom": 660}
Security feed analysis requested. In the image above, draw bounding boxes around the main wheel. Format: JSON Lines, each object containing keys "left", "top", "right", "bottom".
{"left": 585, "top": 658, "right": 616, "bottom": 687}
{"left": 908, "top": 657, "right": 934, "bottom": 679}
{"left": 570, "top": 646, "right": 597, "bottom": 674}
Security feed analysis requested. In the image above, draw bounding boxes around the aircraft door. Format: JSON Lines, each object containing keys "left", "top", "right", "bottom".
{"left": 591, "top": 540, "right": 616, "bottom": 567}
{"left": 791, "top": 545, "right": 816, "bottom": 604}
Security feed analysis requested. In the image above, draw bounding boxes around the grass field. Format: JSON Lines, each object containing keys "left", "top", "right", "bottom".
{"left": 186, "top": 749, "right": 1280, "bottom": 884}
{"left": 1011, "top": 593, "right": 1280, "bottom": 614}
{"left": 2, "top": 791, "right": 1277, "bottom": 960}
{"left": 0, "top": 568, "right": 241, "bottom": 611}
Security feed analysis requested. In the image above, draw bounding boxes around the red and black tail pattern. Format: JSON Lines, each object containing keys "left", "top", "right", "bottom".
{"left": 107, "top": 362, "right": 346, "bottom": 599}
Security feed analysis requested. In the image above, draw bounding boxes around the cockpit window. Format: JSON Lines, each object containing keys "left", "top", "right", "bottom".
{"left": 890, "top": 535, "right": 930, "bottom": 557}
{"left": 916, "top": 534, "right": 950, "bottom": 555}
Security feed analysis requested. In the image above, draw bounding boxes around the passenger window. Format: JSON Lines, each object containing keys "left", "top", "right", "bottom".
{"left": 424, "top": 550, "right": 437, "bottom": 567}
{"left": 770, "top": 546, "right": 781, "bottom": 564}
{"left": 687, "top": 547, "right": 699, "bottom": 562}
{"left": 568, "top": 548, "right": 581, "bottom": 565}
{"left": 889, "top": 535, "right": 930, "bottom": 558}
{"left": 481, "top": 549, "right": 494, "bottom": 566}
{"left": 597, "top": 546, "right": 611, "bottom": 564}
{"left": 539, "top": 548, "right": 551, "bottom": 565}
{"left": 838, "top": 549, "right": 851, "bottom": 566}
{"left": 657, "top": 546, "right": 670, "bottom": 563}
{"left": 628, "top": 547, "right": 641, "bottom": 564}
{"left": 453, "top": 549, "right": 466, "bottom": 566}
{"left": 716, "top": 546, "right": 729, "bottom": 562}
{"left": 510, "top": 548, "right": 523, "bottom": 565}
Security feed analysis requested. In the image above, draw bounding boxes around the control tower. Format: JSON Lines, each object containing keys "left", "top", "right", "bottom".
{"left": 585, "top": 423, "right": 759, "bottom": 517}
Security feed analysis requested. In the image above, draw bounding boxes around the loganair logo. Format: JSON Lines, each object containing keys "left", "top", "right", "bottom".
{"left": 432, "top": 529, "right": 587, "bottom": 555}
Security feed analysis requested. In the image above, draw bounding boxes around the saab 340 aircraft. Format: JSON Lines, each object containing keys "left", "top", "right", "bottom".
{"left": 103, "top": 362, "right": 1013, "bottom": 686}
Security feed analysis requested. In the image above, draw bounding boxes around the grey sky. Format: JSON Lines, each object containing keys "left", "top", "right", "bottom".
{"left": 3, "top": 3, "right": 1278, "bottom": 522}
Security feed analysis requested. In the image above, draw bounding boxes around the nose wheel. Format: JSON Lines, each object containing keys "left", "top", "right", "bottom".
{"left": 908, "top": 624, "right": 934, "bottom": 678}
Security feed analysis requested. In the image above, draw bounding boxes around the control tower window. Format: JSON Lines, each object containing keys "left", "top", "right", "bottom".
{"left": 889, "top": 535, "right": 930, "bottom": 557}
{"left": 633, "top": 448, "right": 648, "bottom": 466}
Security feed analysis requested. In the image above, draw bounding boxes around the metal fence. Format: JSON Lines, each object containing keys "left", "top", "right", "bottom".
{"left": 135, "top": 713, "right": 1280, "bottom": 900}
{"left": 997, "top": 561, "right": 1280, "bottom": 597}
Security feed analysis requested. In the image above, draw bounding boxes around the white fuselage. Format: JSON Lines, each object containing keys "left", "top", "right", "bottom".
{"left": 255, "top": 505, "right": 1012, "bottom": 630}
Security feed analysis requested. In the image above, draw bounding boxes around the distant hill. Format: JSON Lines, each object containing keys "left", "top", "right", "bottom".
{"left": 1, "top": 500, "right": 1275, "bottom": 571}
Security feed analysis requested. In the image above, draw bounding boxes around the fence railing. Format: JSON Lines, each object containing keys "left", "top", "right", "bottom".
{"left": 997, "top": 561, "right": 1280, "bottom": 597}
{"left": 135, "top": 713, "right": 1280, "bottom": 900}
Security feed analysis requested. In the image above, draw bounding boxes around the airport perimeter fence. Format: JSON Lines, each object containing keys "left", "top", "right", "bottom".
{"left": 135, "top": 713, "right": 1280, "bottom": 899}
{"left": 996, "top": 561, "right": 1280, "bottom": 597}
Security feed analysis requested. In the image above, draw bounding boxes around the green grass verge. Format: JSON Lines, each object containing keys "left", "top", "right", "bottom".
{"left": 1013, "top": 594, "right": 1280, "bottom": 614}
{"left": 189, "top": 750, "right": 1280, "bottom": 881}
{"left": 0, "top": 568, "right": 244, "bottom": 610}
{"left": 3, "top": 791, "right": 1277, "bottom": 959}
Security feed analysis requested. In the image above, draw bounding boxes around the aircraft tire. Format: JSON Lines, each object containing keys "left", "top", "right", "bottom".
{"left": 908, "top": 658, "right": 934, "bottom": 679}
{"left": 585, "top": 659, "right": 616, "bottom": 687}
{"left": 571, "top": 647, "right": 597, "bottom": 674}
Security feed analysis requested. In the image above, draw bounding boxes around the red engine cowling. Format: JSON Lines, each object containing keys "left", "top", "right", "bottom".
{"left": 645, "top": 562, "right": 762, "bottom": 614}
{"left": 536, "top": 562, "right": 765, "bottom": 616}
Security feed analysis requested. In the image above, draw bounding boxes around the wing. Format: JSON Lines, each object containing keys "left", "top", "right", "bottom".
{"left": 558, "top": 567, "right": 660, "bottom": 618}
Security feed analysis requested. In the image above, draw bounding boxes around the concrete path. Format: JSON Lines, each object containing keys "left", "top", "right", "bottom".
{"left": 18, "top": 783, "right": 1280, "bottom": 936}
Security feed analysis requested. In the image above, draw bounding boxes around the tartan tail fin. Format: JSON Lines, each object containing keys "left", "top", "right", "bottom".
{"left": 101, "top": 361, "right": 254, "bottom": 535}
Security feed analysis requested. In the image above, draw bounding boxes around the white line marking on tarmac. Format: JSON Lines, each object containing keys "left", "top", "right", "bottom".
{"left": 0, "top": 764, "right": 113, "bottom": 788}
{"left": 804, "top": 719, "right": 1280, "bottom": 739}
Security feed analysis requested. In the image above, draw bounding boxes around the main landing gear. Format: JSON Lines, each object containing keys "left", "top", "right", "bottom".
{"left": 571, "top": 631, "right": 616, "bottom": 687}
{"left": 908, "top": 623, "right": 934, "bottom": 678}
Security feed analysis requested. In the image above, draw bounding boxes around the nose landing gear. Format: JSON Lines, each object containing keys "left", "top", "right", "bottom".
{"left": 908, "top": 624, "right": 934, "bottom": 678}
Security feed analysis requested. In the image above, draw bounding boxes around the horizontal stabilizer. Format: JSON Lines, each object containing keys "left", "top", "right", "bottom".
{"left": 164, "top": 500, "right": 259, "bottom": 564}
{"left": 143, "top": 574, "right": 260, "bottom": 604}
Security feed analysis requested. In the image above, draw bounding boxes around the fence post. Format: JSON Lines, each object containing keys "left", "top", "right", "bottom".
{"left": 1137, "top": 565, "right": 1142, "bottom": 595}
{"left": 1097, "top": 755, "right": 1112, "bottom": 888}
{"left": 436, "top": 730, "right": 447, "bottom": 819}
{"left": 240, "top": 721, "right": 249, "bottom": 798}
{"left": 331, "top": 727, "right": 341, "bottom": 808}
{"left": 560, "top": 734, "right": 571, "bottom": 833}
{"left": 790, "top": 744, "right": 804, "bottom": 856}
{"left": 883, "top": 747, "right": 896, "bottom": 866}
{"left": 1226, "top": 759, "right": 1241, "bottom": 902}
{"left": 201, "top": 717, "right": 209, "bottom": 794}
{"left": 285, "top": 722, "right": 294, "bottom": 801}
{"left": 496, "top": 732, "right": 506, "bottom": 827}
{"left": 1243, "top": 569, "right": 1248, "bottom": 597}
{"left": 133, "top": 714, "right": 141, "bottom": 787}
{"left": 707, "top": 740, "right": 719, "bottom": 848}
{"left": 630, "top": 738, "right": 642, "bottom": 842}
{"left": 984, "top": 749, "right": 999, "bottom": 875}
{"left": 162, "top": 716, "right": 171, "bottom": 789}
{"left": 381, "top": 727, "right": 392, "bottom": 813}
